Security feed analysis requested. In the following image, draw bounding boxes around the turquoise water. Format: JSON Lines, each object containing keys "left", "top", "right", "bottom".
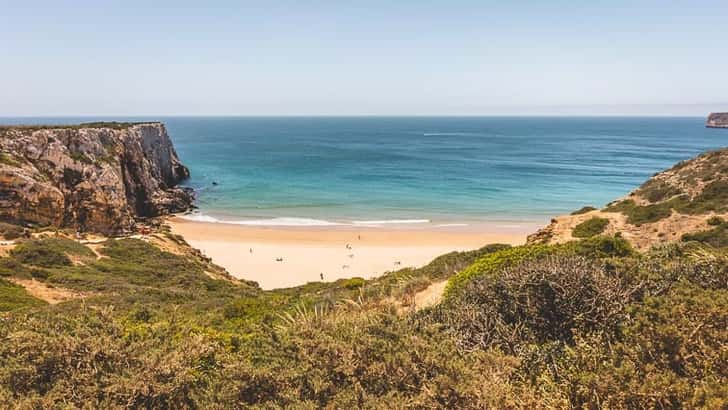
{"left": 3, "top": 117, "right": 725, "bottom": 226}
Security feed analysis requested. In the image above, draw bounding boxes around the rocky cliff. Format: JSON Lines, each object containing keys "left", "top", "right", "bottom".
{"left": 706, "top": 112, "right": 728, "bottom": 128}
{"left": 0, "top": 122, "right": 192, "bottom": 234}
{"left": 528, "top": 147, "right": 728, "bottom": 250}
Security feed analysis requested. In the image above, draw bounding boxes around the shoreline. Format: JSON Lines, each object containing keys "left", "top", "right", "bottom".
{"left": 167, "top": 216, "right": 537, "bottom": 289}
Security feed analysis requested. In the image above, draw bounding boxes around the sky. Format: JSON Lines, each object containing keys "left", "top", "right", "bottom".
{"left": 2, "top": 0, "right": 728, "bottom": 116}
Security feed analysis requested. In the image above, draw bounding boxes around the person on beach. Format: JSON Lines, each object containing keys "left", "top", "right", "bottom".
{"left": 320, "top": 273, "right": 324, "bottom": 281}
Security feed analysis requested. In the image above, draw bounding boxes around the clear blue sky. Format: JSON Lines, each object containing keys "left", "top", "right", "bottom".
{"left": 2, "top": 0, "right": 727, "bottom": 116}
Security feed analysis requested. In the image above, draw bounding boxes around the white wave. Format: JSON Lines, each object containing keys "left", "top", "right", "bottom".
{"left": 179, "top": 213, "right": 220, "bottom": 223}
{"left": 230, "top": 217, "right": 341, "bottom": 226}
{"left": 178, "top": 213, "right": 341, "bottom": 226}
{"left": 423, "top": 132, "right": 480, "bottom": 137}
{"left": 351, "top": 219, "right": 430, "bottom": 225}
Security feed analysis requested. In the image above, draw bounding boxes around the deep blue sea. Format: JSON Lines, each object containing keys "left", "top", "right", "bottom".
{"left": 2, "top": 117, "right": 725, "bottom": 227}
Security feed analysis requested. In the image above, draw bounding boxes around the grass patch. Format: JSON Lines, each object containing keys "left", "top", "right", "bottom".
{"left": 604, "top": 199, "right": 678, "bottom": 225}
{"left": 638, "top": 179, "right": 682, "bottom": 203}
{"left": 572, "top": 217, "right": 609, "bottom": 238}
{"left": 0, "top": 278, "right": 45, "bottom": 311}
{"left": 682, "top": 223, "right": 728, "bottom": 248}
{"left": 0, "top": 152, "right": 22, "bottom": 167}
{"left": 10, "top": 237, "right": 96, "bottom": 268}
{"left": 0, "top": 222, "right": 26, "bottom": 240}
{"left": 679, "top": 180, "right": 728, "bottom": 215}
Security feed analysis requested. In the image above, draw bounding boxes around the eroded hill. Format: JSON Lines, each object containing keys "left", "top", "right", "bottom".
{"left": 529, "top": 148, "right": 728, "bottom": 250}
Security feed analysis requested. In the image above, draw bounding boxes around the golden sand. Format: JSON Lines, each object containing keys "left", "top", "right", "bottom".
{"left": 168, "top": 217, "right": 536, "bottom": 289}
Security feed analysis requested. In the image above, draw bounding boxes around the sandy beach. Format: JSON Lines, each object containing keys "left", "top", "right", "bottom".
{"left": 167, "top": 217, "right": 536, "bottom": 289}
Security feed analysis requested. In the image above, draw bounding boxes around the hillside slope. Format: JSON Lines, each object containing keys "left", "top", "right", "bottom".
{"left": 529, "top": 148, "right": 728, "bottom": 250}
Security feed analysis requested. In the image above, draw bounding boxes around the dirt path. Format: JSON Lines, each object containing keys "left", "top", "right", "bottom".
{"left": 7, "top": 278, "right": 88, "bottom": 304}
{"left": 413, "top": 280, "right": 448, "bottom": 310}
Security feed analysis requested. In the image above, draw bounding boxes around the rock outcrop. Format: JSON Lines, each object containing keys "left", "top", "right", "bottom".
{"left": 706, "top": 112, "right": 728, "bottom": 128}
{"left": 528, "top": 147, "right": 728, "bottom": 250}
{"left": 0, "top": 122, "right": 192, "bottom": 234}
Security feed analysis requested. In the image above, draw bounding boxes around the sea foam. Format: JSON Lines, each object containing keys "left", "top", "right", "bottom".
{"left": 179, "top": 213, "right": 434, "bottom": 227}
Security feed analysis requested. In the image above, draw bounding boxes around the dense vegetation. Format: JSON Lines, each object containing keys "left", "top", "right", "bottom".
{"left": 572, "top": 216, "right": 609, "bottom": 237}
{"left": 0, "top": 122, "right": 151, "bottom": 133}
{"left": 603, "top": 148, "right": 728, "bottom": 226}
{"left": 0, "top": 224, "right": 725, "bottom": 408}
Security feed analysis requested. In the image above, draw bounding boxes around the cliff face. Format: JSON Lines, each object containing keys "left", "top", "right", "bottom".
{"left": 0, "top": 122, "right": 192, "bottom": 234}
{"left": 528, "top": 147, "right": 728, "bottom": 250}
{"left": 706, "top": 112, "right": 728, "bottom": 128}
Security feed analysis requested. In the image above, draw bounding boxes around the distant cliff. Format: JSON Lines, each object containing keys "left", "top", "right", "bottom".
{"left": 706, "top": 112, "right": 728, "bottom": 128}
{"left": 0, "top": 122, "right": 192, "bottom": 234}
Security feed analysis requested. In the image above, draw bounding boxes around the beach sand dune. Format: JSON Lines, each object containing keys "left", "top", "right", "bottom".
{"left": 168, "top": 218, "right": 534, "bottom": 289}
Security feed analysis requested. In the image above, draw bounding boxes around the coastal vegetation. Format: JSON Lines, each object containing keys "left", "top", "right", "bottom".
{"left": 571, "top": 216, "right": 609, "bottom": 237}
{"left": 0, "top": 128, "right": 726, "bottom": 407}
{"left": 570, "top": 205, "right": 597, "bottom": 215}
{"left": 0, "top": 225, "right": 725, "bottom": 408}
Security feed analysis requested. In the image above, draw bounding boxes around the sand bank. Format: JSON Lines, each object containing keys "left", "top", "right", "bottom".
{"left": 167, "top": 218, "right": 536, "bottom": 289}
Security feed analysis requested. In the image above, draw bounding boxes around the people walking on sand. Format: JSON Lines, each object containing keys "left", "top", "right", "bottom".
{"left": 320, "top": 272, "right": 324, "bottom": 281}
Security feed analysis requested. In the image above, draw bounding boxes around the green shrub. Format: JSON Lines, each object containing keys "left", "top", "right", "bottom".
{"left": 0, "top": 222, "right": 26, "bottom": 240}
{"left": 445, "top": 237, "right": 633, "bottom": 299}
{"left": 604, "top": 199, "right": 677, "bottom": 225}
{"left": 680, "top": 180, "right": 728, "bottom": 214}
{"left": 0, "top": 258, "right": 33, "bottom": 278}
{"left": 10, "top": 238, "right": 95, "bottom": 268}
{"left": 572, "top": 217, "right": 609, "bottom": 238}
{"left": 638, "top": 179, "right": 682, "bottom": 203}
{"left": 571, "top": 206, "right": 597, "bottom": 215}
{"left": 445, "top": 244, "right": 554, "bottom": 298}
{"left": 432, "top": 256, "right": 639, "bottom": 352}
{"left": 0, "top": 153, "right": 22, "bottom": 167}
{"left": 11, "top": 242, "right": 71, "bottom": 267}
{"left": 605, "top": 180, "right": 728, "bottom": 226}
{"left": 541, "top": 283, "right": 728, "bottom": 408}
{"left": 341, "top": 277, "right": 365, "bottom": 290}
{"left": 708, "top": 216, "right": 725, "bottom": 226}
{"left": 682, "top": 223, "right": 728, "bottom": 248}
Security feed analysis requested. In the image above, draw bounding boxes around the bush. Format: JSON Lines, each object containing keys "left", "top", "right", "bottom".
{"left": 0, "top": 222, "right": 26, "bottom": 240}
{"left": 445, "top": 244, "right": 553, "bottom": 298}
{"left": 11, "top": 241, "right": 71, "bottom": 267}
{"left": 433, "top": 256, "right": 638, "bottom": 352}
{"left": 539, "top": 283, "right": 728, "bottom": 408}
{"left": 572, "top": 217, "right": 609, "bottom": 238}
{"left": 571, "top": 206, "right": 597, "bottom": 215}
{"left": 0, "top": 258, "right": 33, "bottom": 278}
{"left": 682, "top": 223, "right": 728, "bottom": 248}
{"left": 341, "top": 277, "right": 365, "bottom": 289}
{"left": 10, "top": 238, "right": 95, "bottom": 268}
{"left": 708, "top": 216, "right": 725, "bottom": 226}
{"left": 446, "top": 237, "right": 633, "bottom": 298}
{"left": 604, "top": 199, "right": 677, "bottom": 225}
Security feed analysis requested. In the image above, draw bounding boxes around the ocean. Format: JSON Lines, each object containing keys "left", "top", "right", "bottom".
{"left": 2, "top": 117, "right": 725, "bottom": 227}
